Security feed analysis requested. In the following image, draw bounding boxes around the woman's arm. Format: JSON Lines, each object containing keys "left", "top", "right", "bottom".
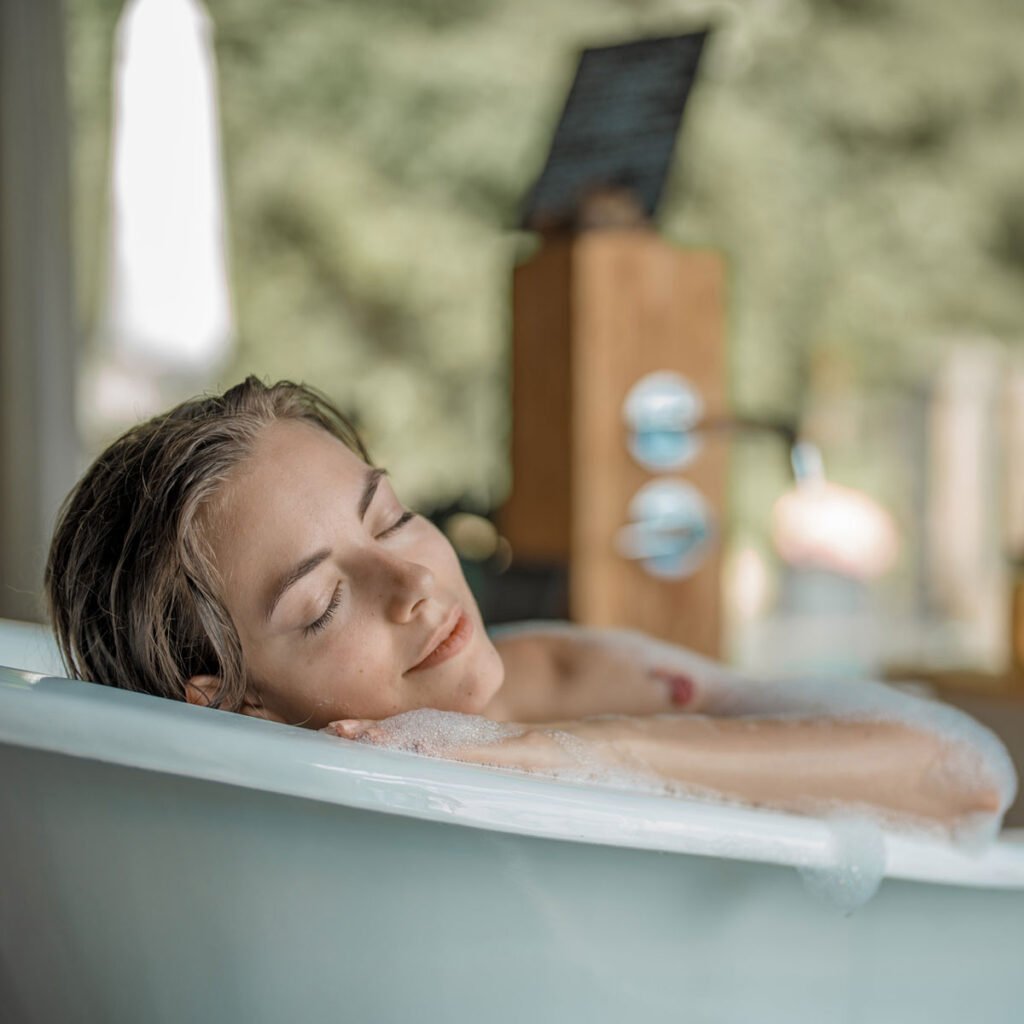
{"left": 331, "top": 624, "right": 1016, "bottom": 830}
{"left": 330, "top": 712, "right": 1006, "bottom": 829}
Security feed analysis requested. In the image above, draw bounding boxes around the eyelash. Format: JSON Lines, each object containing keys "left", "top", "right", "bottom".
{"left": 302, "top": 511, "right": 416, "bottom": 637}
{"left": 304, "top": 585, "right": 341, "bottom": 638}
{"left": 377, "top": 510, "right": 416, "bottom": 539}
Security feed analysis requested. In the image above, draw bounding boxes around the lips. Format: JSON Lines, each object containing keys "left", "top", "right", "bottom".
{"left": 408, "top": 609, "right": 473, "bottom": 673}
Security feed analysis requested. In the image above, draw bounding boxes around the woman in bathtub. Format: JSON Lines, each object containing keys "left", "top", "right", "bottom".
{"left": 45, "top": 377, "right": 1015, "bottom": 831}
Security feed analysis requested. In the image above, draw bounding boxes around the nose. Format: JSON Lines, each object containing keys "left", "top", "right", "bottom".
{"left": 381, "top": 555, "right": 435, "bottom": 623}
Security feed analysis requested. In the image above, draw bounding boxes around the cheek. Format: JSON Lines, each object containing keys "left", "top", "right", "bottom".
{"left": 421, "top": 521, "right": 462, "bottom": 566}
{"left": 246, "top": 630, "right": 369, "bottom": 718}
{"left": 316, "top": 626, "right": 408, "bottom": 713}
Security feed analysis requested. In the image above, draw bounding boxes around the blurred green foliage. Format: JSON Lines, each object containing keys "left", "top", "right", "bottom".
{"left": 67, "top": 0, "right": 1024, "bottom": 513}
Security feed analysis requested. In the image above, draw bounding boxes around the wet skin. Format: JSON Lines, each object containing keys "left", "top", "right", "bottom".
{"left": 193, "top": 420, "right": 506, "bottom": 729}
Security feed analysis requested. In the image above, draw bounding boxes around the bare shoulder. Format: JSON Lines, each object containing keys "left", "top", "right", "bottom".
{"left": 489, "top": 622, "right": 689, "bottom": 719}
{"left": 491, "top": 626, "right": 564, "bottom": 685}
{"left": 489, "top": 624, "right": 591, "bottom": 721}
{"left": 490, "top": 622, "right": 592, "bottom": 680}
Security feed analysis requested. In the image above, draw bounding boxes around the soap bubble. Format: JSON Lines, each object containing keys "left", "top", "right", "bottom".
{"left": 354, "top": 708, "right": 522, "bottom": 756}
{"left": 797, "top": 814, "right": 887, "bottom": 914}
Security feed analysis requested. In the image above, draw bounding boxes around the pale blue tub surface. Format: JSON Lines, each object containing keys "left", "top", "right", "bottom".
{"left": 2, "top": 619, "right": 1023, "bottom": 1023}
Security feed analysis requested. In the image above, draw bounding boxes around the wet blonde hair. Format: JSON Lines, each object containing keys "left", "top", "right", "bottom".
{"left": 45, "top": 377, "right": 368, "bottom": 710}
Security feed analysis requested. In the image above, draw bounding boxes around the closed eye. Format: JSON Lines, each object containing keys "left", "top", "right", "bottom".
{"left": 304, "top": 584, "right": 342, "bottom": 638}
{"left": 301, "top": 513, "right": 414, "bottom": 638}
{"left": 377, "top": 510, "right": 416, "bottom": 539}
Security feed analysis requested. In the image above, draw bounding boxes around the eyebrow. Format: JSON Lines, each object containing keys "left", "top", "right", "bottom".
{"left": 265, "top": 466, "right": 388, "bottom": 623}
{"left": 358, "top": 467, "right": 388, "bottom": 521}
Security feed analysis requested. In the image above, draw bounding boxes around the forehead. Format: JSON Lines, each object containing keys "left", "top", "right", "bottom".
{"left": 203, "top": 419, "right": 369, "bottom": 571}
{"left": 231, "top": 418, "right": 365, "bottom": 496}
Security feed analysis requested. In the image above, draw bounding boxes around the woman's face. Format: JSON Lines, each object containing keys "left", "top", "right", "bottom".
{"left": 199, "top": 419, "right": 505, "bottom": 729}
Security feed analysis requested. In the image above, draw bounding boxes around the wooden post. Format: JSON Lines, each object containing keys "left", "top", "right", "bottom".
{"left": 502, "top": 228, "right": 727, "bottom": 657}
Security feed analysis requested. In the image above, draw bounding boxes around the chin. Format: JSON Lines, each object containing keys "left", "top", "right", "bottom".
{"left": 451, "top": 642, "right": 505, "bottom": 716}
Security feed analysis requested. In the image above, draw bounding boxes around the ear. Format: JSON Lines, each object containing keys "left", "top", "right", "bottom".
{"left": 184, "top": 674, "right": 219, "bottom": 707}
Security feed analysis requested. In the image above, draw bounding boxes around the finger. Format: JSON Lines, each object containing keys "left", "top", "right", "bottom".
{"left": 649, "top": 668, "right": 698, "bottom": 708}
{"left": 328, "top": 719, "right": 371, "bottom": 739}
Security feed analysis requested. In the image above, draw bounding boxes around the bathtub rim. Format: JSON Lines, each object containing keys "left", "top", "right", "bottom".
{"left": 2, "top": 665, "right": 1022, "bottom": 891}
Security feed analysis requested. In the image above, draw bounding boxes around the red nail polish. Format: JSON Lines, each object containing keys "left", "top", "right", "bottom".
{"left": 658, "top": 672, "right": 694, "bottom": 706}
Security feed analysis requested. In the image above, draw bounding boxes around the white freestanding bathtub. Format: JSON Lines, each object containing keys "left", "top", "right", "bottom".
{"left": 1, "top": 619, "right": 1023, "bottom": 1024}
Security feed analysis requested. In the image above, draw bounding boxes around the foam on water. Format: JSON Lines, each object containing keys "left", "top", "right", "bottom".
{"left": 350, "top": 708, "right": 523, "bottom": 755}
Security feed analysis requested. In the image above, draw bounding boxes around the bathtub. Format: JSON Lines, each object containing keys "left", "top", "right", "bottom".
{"left": 1, "top": 619, "right": 1023, "bottom": 1023}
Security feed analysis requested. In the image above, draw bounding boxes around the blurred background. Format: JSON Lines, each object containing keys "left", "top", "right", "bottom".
{"left": 3, "top": 0, "right": 1024, "bottom": 688}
